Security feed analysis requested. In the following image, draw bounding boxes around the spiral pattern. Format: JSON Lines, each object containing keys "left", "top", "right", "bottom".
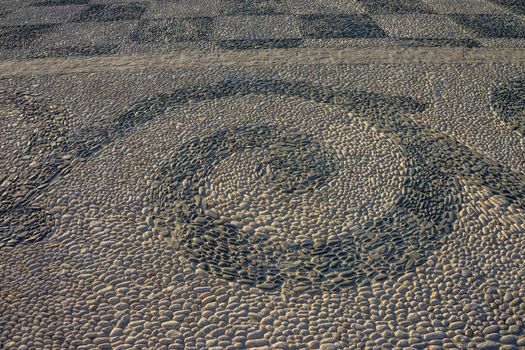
{"left": 147, "top": 87, "right": 463, "bottom": 291}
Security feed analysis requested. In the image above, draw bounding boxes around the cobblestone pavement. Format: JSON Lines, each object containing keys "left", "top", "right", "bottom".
{"left": 1, "top": 1, "right": 525, "bottom": 350}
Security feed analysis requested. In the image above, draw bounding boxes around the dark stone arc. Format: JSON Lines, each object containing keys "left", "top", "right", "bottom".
{"left": 152, "top": 121, "right": 458, "bottom": 290}
{"left": 0, "top": 92, "right": 72, "bottom": 246}
{"left": 158, "top": 126, "right": 457, "bottom": 290}
{"left": 0, "top": 89, "right": 117, "bottom": 247}
{"left": 109, "top": 79, "right": 522, "bottom": 207}
{"left": 491, "top": 79, "right": 525, "bottom": 136}
{"left": 106, "top": 79, "right": 426, "bottom": 143}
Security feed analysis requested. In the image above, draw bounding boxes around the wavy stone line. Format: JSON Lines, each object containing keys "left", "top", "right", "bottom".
{"left": 0, "top": 91, "right": 110, "bottom": 247}
{"left": 0, "top": 92, "right": 69, "bottom": 246}
{"left": 491, "top": 79, "right": 525, "bottom": 136}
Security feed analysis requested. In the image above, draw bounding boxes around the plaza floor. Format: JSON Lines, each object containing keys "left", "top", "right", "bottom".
{"left": 0, "top": 1, "right": 524, "bottom": 349}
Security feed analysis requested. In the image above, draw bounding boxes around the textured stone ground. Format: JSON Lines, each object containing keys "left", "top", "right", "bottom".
{"left": 1, "top": 1, "right": 525, "bottom": 350}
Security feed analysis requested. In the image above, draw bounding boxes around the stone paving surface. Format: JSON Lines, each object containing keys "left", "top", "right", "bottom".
{"left": 1, "top": 1, "right": 525, "bottom": 350}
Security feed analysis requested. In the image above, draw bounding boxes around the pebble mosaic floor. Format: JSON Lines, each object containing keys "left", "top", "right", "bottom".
{"left": 1, "top": 1, "right": 525, "bottom": 350}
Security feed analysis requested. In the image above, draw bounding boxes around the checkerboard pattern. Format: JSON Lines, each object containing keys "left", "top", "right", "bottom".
{"left": 1, "top": 0, "right": 525, "bottom": 57}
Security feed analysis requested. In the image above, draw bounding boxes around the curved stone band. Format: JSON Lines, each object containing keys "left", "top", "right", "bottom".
{"left": 491, "top": 79, "right": 525, "bottom": 136}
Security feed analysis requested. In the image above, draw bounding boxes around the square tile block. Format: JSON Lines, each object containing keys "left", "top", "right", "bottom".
{"left": 289, "top": 0, "right": 366, "bottom": 15}
{"left": 217, "top": 38, "right": 302, "bottom": 50}
{"left": 420, "top": 0, "right": 507, "bottom": 14}
{"left": 213, "top": 15, "right": 301, "bottom": 40}
{"left": 356, "top": 0, "right": 434, "bottom": 14}
{"left": 372, "top": 14, "right": 473, "bottom": 39}
{"left": 2, "top": 4, "right": 87, "bottom": 25}
{"left": 488, "top": 0, "right": 525, "bottom": 15}
{"left": 451, "top": 14, "right": 525, "bottom": 38}
{"left": 218, "top": 0, "right": 289, "bottom": 16}
{"left": 144, "top": 0, "right": 217, "bottom": 19}
{"left": 71, "top": 3, "right": 146, "bottom": 22}
{"left": 0, "top": 24, "right": 56, "bottom": 49}
{"left": 32, "top": 0, "right": 90, "bottom": 5}
{"left": 299, "top": 14, "right": 387, "bottom": 39}
{"left": 37, "top": 21, "right": 138, "bottom": 47}
{"left": 132, "top": 17, "right": 213, "bottom": 43}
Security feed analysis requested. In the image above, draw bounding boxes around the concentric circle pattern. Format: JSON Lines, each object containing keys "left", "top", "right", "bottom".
{"left": 154, "top": 125, "right": 340, "bottom": 289}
